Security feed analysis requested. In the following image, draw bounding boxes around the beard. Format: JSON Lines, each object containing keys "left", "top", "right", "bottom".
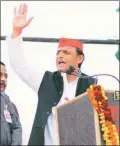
{"left": 0, "top": 82, "right": 6, "bottom": 92}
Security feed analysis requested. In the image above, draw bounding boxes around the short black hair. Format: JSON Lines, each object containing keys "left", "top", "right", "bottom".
{"left": 76, "top": 48, "right": 85, "bottom": 68}
{"left": 0, "top": 61, "right": 6, "bottom": 67}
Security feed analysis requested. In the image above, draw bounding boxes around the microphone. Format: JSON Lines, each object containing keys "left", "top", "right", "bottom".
{"left": 66, "top": 66, "right": 81, "bottom": 76}
{"left": 66, "top": 66, "right": 76, "bottom": 75}
{"left": 66, "top": 65, "right": 120, "bottom": 83}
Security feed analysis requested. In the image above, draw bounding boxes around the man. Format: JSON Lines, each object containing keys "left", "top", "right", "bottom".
{"left": 0, "top": 61, "right": 22, "bottom": 145}
{"left": 6, "top": 4, "right": 96, "bottom": 145}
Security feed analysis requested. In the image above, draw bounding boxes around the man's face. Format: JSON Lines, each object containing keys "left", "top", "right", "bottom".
{"left": 0, "top": 65, "right": 8, "bottom": 92}
{"left": 56, "top": 46, "right": 83, "bottom": 72}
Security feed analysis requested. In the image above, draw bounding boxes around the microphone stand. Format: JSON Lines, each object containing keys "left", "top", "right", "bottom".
{"left": 71, "top": 71, "right": 120, "bottom": 84}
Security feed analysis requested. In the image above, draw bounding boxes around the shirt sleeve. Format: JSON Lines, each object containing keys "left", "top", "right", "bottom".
{"left": 6, "top": 36, "right": 45, "bottom": 93}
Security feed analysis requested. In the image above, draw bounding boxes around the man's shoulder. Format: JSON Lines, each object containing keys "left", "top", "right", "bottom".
{"left": 43, "top": 71, "right": 97, "bottom": 83}
{"left": 1, "top": 92, "right": 10, "bottom": 103}
{"left": 81, "top": 72, "right": 88, "bottom": 76}
{"left": 44, "top": 70, "right": 60, "bottom": 77}
{"left": 81, "top": 72, "right": 97, "bottom": 84}
{"left": 41, "top": 71, "right": 61, "bottom": 83}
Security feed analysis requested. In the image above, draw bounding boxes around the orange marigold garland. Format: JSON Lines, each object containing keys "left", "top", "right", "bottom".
{"left": 87, "top": 85, "right": 119, "bottom": 145}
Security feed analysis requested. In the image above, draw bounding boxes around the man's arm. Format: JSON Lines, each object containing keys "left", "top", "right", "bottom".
{"left": 6, "top": 4, "right": 45, "bottom": 93}
{"left": 9, "top": 102, "right": 22, "bottom": 145}
{"left": 12, "top": 102, "right": 19, "bottom": 117}
{"left": 6, "top": 36, "right": 44, "bottom": 93}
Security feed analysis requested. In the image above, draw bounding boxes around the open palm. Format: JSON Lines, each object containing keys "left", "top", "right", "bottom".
{"left": 13, "top": 4, "right": 33, "bottom": 30}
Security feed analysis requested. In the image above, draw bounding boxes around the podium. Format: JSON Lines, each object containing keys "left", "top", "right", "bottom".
{"left": 52, "top": 90, "right": 119, "bottom": 145}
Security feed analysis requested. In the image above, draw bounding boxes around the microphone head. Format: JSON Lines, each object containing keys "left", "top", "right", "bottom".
{"left": 66, "top": 65, "right": 75, "bottom": 75}
{"left": 69, "top": 66, "right": 75, "bottom": 72}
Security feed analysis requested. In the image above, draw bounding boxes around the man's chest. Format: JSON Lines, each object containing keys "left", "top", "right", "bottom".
{"left": 58, "top": 81, "right": 78, "bottom": 105}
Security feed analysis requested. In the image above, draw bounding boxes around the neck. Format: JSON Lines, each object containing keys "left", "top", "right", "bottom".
{"left": 66, "top": 74, "right": 77, "bottom": 83}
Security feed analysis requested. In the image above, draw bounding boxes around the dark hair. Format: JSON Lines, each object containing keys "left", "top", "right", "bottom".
{"left": 0, "top": 61, "right": 6, "bottom": 67}
{"left": 76, "top": 48, "right": 85, "bottom": 68}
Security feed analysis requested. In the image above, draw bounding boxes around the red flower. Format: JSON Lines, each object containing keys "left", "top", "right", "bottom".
{"left": 100, "top": 103, "right": 109, "bottom": 110}
{"left": 93, "top": 86, "right": 101, "bottom": 91}
{"left": 96, "top": 109, "right": 102, "bottom": 113}
{"left": 101, "top": 100, "right": 108, "bottom": 106}
{"left": 94, "top": 90, "right": 102, "bottom": 96}
{"left": 105, "top": 117, "right": 113, "bottom": 122}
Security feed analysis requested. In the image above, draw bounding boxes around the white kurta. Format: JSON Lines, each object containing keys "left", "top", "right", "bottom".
{"left": 6, "top": 36, "right": 78, "bottom": 145}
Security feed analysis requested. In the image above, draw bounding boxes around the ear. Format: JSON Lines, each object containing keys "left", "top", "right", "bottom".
{"left": 77, "top": 54, "right": 84, "bottom": 64}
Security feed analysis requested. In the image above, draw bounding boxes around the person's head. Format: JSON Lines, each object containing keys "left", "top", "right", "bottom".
{"left": 0, "top": 61, "right": 8, "bottom": 92}
{"left": 56, "top": 38, "right": 84, "bottom": 73}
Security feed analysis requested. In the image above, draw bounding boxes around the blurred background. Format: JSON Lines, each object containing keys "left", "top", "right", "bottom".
{"left": 1, "top": 1, "right": 119, "bottom": 144}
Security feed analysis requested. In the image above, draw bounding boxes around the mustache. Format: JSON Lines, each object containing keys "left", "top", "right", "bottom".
{"left": 0, "top": 82, "right": 6, "bottom": 87}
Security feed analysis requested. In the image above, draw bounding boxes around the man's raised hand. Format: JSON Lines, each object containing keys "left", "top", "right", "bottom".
{"left": 12, "top": 4, "right": 34, "bottom": 38}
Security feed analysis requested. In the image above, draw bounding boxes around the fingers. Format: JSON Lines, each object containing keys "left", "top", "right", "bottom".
{"left": 16, "top": 4, "right": 27, "bottom": 15}
{"left": 64, "top": 97, "right": 70, "bottom": 101}
{"left": 25, "top": 17, "right": 34, "bottom": 26}
{"left": 21, "top": 4, "right": 24, "bottom": 14}
{"left": 23, "top": 4, "right": 27, "bottom": 16}
{"left": 20, "top": 4, "right": 27, "bottom": 15}
{"left": 13, "top": 7, "right": 16, "bottom": 18}
{"left": 17, "top": 4, "right": 22, "bottom": 15}
{"left": 13, "top": 3, "right": 33, "bottom": 27}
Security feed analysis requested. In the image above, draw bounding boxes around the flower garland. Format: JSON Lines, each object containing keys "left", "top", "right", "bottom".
{"left": 87, "top": 84, "right": 119, "bottom": 145}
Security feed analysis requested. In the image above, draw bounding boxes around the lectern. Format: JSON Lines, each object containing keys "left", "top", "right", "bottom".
{"left": 52, "top": 90, "right": 119, "bottom": 145}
